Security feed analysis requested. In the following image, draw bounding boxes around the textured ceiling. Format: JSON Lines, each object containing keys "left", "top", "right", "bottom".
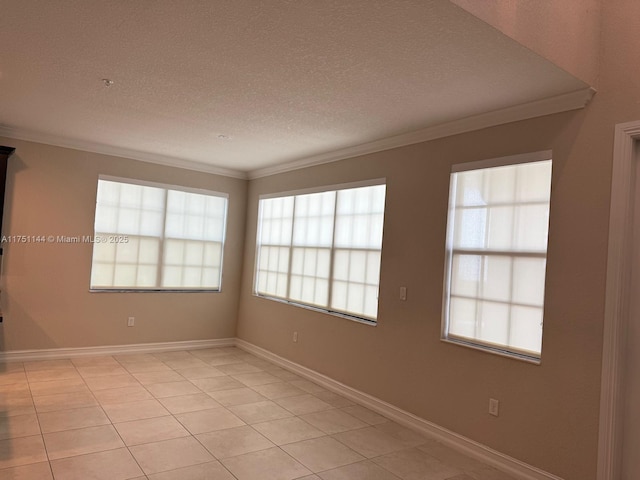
{"left": 0, "top": 0, "right": 588, "bottom": 176}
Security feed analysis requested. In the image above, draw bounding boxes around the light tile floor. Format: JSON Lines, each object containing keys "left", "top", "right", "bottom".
{"left": 0, "top": 347, "right": 515, "bottom": 479}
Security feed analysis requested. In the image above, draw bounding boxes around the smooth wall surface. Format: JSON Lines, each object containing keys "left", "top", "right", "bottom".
{"left": 450, "top": 0, "right": 602, "bottom": 86}
{"left": 237, "top": 3, "right": 640, "bottom": 478}
{"left": 0, "top": 137, "right": 247, "bottom": 351}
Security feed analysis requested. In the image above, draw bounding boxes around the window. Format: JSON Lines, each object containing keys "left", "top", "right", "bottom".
{"left": 254, "top": 181, "right": 386, "bottom": 322}
{"left": 442, "top": 153, "right": 552, "bottom": 360}
{"left": 90, "top": 176, "right": 228, "bottom": 291}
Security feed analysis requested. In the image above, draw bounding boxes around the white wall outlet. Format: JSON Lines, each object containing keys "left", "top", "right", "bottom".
{"left": 489, "top": 398, "right": 499, "bottom": 416}
{"left": 293, "top": 331, "right": 298, "bottom": 342}
{"left": 127, "top": 316, "right": 135, "bottom": 327}
{"left": 400, "top": 286, "right": 407, "bottom": 301}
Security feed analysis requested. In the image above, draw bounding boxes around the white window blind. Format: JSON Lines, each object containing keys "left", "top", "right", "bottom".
{"left": 90, "top": 177, "right": 228, "bottom": 291}
{"left": 442, "top": 157, "right": 552, "bottom": 359}
{"left": 255, "top": 182, "right": 386, "bottom": 322}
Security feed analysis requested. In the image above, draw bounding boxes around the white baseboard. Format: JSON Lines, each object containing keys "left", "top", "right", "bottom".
{"left": 0, "top": 338, "right": 235, "bottom": 362}
{"left": 235, "top": 338, "right": 563, "bottom": 480}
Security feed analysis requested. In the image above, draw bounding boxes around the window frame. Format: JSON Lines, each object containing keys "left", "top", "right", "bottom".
{"left": 441, "top": 151, "right": 553, "bottom": 363}
{"left": 89, "top": 175, "right": 229, "bottom": 293}
{"left": 253, "top": 178, "right": 387, "bottom": 325}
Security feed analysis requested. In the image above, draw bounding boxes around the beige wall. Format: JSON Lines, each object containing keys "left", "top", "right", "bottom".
{"left": 0, "top": 137, "right": 247, "bottom": 351}
{"left": 450, "top": 0, "right": 602, "bottom": 86}
{"left": 237, "top": 3, "right": 640, "bottom": 479}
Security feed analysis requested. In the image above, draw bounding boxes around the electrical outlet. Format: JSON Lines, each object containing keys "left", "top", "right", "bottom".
{"left": 400, "top": 286, "right": 407, "bottom": 301}
{"left": 127, "top": 316, "right": 135, "bottom": 327}
{"left": 489, "top": 398, "right": 499, "bottom": 417}
{"left": 293, "top": 331, "right": 298, "bottom": 343}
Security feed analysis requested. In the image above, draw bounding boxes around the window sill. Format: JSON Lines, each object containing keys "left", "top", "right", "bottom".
{"left": 440, "top": 337, "right": 541, "bottom": 365}
{"left": 254, "top": 293, "right": 377, "bottom": 327}
{"left": 89, "top": 288, "right": 221, "bottom": 293}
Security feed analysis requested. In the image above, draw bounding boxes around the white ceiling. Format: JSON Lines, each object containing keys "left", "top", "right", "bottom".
{"left": 0, "top": 0, "right": 590, "bottom": 178}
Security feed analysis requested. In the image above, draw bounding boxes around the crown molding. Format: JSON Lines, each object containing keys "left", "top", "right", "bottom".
{"left": 0, "top": 87, "right": 595, "bottom": 182}
{"left": 248, "top": 87, "right": 596, "bottom": 179}
{"left": 0, "top": 126, "right": 247, "bottom": 180}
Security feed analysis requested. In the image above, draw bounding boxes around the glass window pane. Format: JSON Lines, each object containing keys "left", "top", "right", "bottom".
{"left": 331, "top": 281, "right": 348, "bottom": 311}
{"left": 346, "top": 283, "right": 365, "bottom": 316}
{"left": 487, "top": 206, "right": 514, "bottom": 250}
{"left": 449, "top": 297, "right": 477, "bottom": 339}
{"left": 92, "top": 178, "right": 227, "bottom": 290}
{"left": 184, "top": 241, "right": 204, "bottom": 266}
{"left": 487, "top": 165, "right": 516, "bottom": 204}
{"left": 455, "top": 170, "right": 486, "bottom": 207}
{"left": 202, "top": 268, "right": 220, "bottom": 288}
{"left": 117, "top": 208, "right": 142, "bottom": 235}
{"left": 94, "top": 205, "right": 119, "bottom": 233}
{"left": 114, "top": 264, "right": 137, "bottom": 287}
{"left": 115, "top": 238, "right": 139, "bottom": 264}
{"left": 96, "top": 180, "right": 120, "bottom": 205}
{"left": 204, "top": 242, "right": 222, "bottom": 267}
{"left": 478, "top": 301, "right": 509, "bottom": 346}
{"left": 451, "top": 254, "right": 481, "bottom": 298}
{"left": 162, "top": 266, "right": 182, "bottom": 287}
{"left": 454, "top": 208, "right": 487, "bottom": 249}
{"left": 348, "top": 251, "right": 366, "bottom": 283}
{"left": 91, "top": 263, "right": 114, "bottom": 287}
{"left": 136, "top": 265, "right": 158, "bottom": 287}
{"left": 333, "top": 250, "right": 349, "bottom": 281}
{"left": 444, "top": 159, "right": 551, "bottom": 358}
{"left": 512, "top": 258, "right": 547, "bottom": 306}
{"left": 516, "top": 160, "right": 552, "bottom": 202}
{"left": 92, "top": 241, "right": 116, "bottom": 263}
{"left": 164, "top": 239, "right": 185, "bottom": 264}
{"left": 182, "top": 267, "right": 202, "bottom": 287}
{"left": 480, "top": 255, "right": 511, "bottom": 302}
{"left": 515, "top": 204, "right": 550, "bottom": 251}
{"left": 365, "top": 252, "right": 381, "bottom": 285}
{"left": 255, "top": 184, "right": 385, "bottom": 321}
{"left": 364, "top": 285, "right": 378, "bottom": 318}
{"left": 510, "top": 306, "right": 543, "bottom": 354}
{"left": 138, "top": 238, "right": 159, "bottom": 264}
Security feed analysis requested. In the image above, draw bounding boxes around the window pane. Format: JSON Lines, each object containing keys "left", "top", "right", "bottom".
{"left": 113, "top": 264, "right": 137, "bottom": 287}
{"left": 510, "top": 306, "right": 543, "bottom": 354}
{"left": 486, "top": 206, "right": 513, "bottom": 250}
{"left": 516, "top": 160, "right": 552, "bottom": 202}
{"left": 255, "top": 183, "right": 386, "bottom": 321}
{"left": 289, "top": 247, "right": 330, "bottom": 307}
{"left": 136, "top": 265, "right": 158, "bottom": 287}
{"left": 480, "top": 255, "right": 511, "bottom": 302}
{"left": 293, "top": 191, "right": 335, "bottom": 247}
{"left": 451, "top": 254, "right": 481, "bottom": 298}
{"left": 444, "top": 158, "right": 551, "bottom": 358}
{"left": 512, "top": 258, "right": 546, "bottom": 306}
{"left": 139, "top": 238, "right": 160, "bottom": 264}
{"left": 487, "top": 165, "right": 516, "bottom": 204}
{"left": 90, "top": 263, "right": 114, "bottom": 287}
{"left": 453, "top": 208, "right": 487, "bottom": 249}
{"left": 514, "top": 204, "right": 550, "bottom": 251}
{"left": 91, "top": 178, "right": 227, "bottom": 290}
{"left": 449, "top": 297, "right": 477, "bottom": 339}
{"left": 478, "top": 301, "right": 509, "bottom": 346}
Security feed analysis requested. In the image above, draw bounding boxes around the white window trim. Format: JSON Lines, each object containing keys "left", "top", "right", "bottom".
{"left": 90, "top": 175, "right": 229, "bottom": 293}
{"left": 253, "top": 178, "right": 386, "bottom": 325}
{"left": 441, "top": 151, "right": 552, "bottom": 363}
